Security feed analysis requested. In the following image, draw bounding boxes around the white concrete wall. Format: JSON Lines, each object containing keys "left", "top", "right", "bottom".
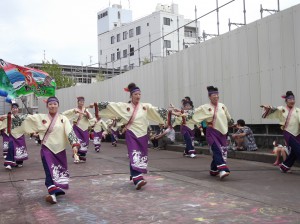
{"left": 49, "top": 4, "right": 300, "bottom": 125}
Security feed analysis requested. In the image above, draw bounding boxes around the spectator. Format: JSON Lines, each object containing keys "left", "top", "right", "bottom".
{"left": 150, "top": 124, "right": 164, "bottom": 148}
{"left": 200, "top": 120, "right": 207, "bottom": 136}
{"left": 155, "top": 124, "right": 175, "bottom": 150}
{"left": 273, "top": 141, "right": 290, "bottom": 166}
{"left": 232, "top": 119, "right": 258, "bottom": 151}
{"left": 194, "top": 124, "right": 202, "bottom": 145}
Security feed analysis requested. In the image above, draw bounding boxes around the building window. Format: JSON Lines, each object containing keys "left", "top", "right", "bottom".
{"left": 185, "top": 31, "right": 193, "bottom": 37}
{"left": 117, "top": 51, "right": 121, "bottom": 59}
{"left": 163, "top": 17, "right": 171, "bottom": 26}
{"left": 117, "top": 34, "right": 120, "bottom": 42}
{"left": 147, "top": 22, "right": 149, "bottom": 26}
{"left": 130, "top": 47, "right": 134, "bottom": 56}
{"left": 123, "top": 49, "right": 127, "bottom": 58}
{"left": 129, "top": 63, "right": 134, "bottom": 70}
{"left": 100, "top": 50, "right": 102, "bottom": 55}
{"left": 129, "top": 29, "right": 134, "bottom": 38}
{"left": 123, "top": 31, "right": 128, "bottom": 40}
{"left": 118, "top": 11, "right": 121, "bottom": 19}
{"left": 79, "top": 77, "right": 91, "bottom": 84}
{"left": 164, "top": 40, "right": 171, "bottom": 48}
{"left": 98, "top": 11, "right": 108, "bottom": 20}
{"left": 111, "top": 36, "right": 115, "bottom": 44}
{"left": 136, "top": 26, "right": 141, "bottom": 35}
{"left": 111, "top": 53, "right": 115, "bottom": 61}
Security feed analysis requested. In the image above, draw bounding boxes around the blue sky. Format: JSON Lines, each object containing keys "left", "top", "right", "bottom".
{"left": 0, "top": 0, "right": 299, "bottom": 66}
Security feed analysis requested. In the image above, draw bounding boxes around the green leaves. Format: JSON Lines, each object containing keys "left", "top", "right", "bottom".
{"left": 41, "top": 60, "right": 76, "bottom": 89}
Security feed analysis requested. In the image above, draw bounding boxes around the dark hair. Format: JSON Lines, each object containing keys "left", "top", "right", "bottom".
{"left": 207, "top": 86, "right": 219, "bottom": 95}
{"left": 127, "top": 83, "right": 140, "bottom": 96}
{"left": 237, "top": 119, "right": 245, "bottom": 127}
{"left": 286, "top": 91, "right": 294, "bottom": 97}
{"left": 182, "top": 99, "right": 194, "bottom": 109}
{"left": 285, "top": 91, "right": 294, "bottom": 102}
{"left": 185, "top": 96, "right": 191, "bottom": 101}
{"left": 11, "top": 103, "right": 19, "bottom": 108}
{"left": 128, "top": 83, "right": 136, "bottom": 91}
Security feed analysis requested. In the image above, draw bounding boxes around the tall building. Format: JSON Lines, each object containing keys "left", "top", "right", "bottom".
{"left": 97, "top": 3, "right": 199, "bottom": 70}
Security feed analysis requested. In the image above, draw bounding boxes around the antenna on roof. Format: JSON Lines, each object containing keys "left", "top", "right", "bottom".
{"left": 128, "top": 0, "right": 130, "bottom": 9}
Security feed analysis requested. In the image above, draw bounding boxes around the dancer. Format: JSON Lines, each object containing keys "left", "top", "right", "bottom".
{"left": 171, "top": 99, "right": 197, "bottom": 157}
{"left": 0, "top": 123, "right": 9, "bottom": 159}
{"left": 0, "top": 103, "right": 29, "bottom": 170}
{"left": 91, "top": 83, "right": 169, "bottom": 190}
{"left": 7, "top": 97, "right": 80, "bottom": 204}
{"left": 261, "top": 91, "right": 300, "bottom": 173}
{"left": 63, "top": 96, "right": 93, "bottom": 162}
{"left": 174, "top": 86, "right": 234, "bottom": 179}
{"left": 90, "top": 103, "right": 108, "bottom": 152}
{"left": 180, "top": 99, "right": 197, "bottom": 158}
{"left": 106, "top": 118, "right": 123, "bottom": 147}
{"left": 196, "top": 86, "right": 234, "bottom": 179}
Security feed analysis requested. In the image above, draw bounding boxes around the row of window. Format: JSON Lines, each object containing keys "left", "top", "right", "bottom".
{"left": 98, "top": 11, "right": 108, "bottom": 20}
{"left": 110, "top": 16, "right": 172, "bottom": 44}
{"left": 108, "top": 40, "right": 171, "bottom": 62}
{"left": 111, "top": 26, "right": 141, "bottom": 44}
{"left": 77, "top": 77, "right": 92, "bottom": 84}
{"left": 111, "top": 47, "right": 135, "bottom": 61}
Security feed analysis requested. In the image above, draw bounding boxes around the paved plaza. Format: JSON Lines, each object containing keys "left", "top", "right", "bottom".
{"left": 1, "top": 137, "right": 300, "bottom": 223}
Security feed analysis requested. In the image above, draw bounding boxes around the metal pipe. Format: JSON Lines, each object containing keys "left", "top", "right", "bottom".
{"left": 195, "top": 5, "right": 199, "bottom": 43}
{"left": 138, "top": 38, "right": 141, "bottom": 66}
{"left": 216, "top": 0, "right": 220, "bottom": 35}
{"left": 149, "top": 32, "right": 152, "bottom": 62}
{"left": 162, "top": 25, "right": 165, "bottom": 57}
{"left": 177, "top": 16, "right": 180, "bottom": 51}
{"left": 243, "top": 0, "right": 246, "bottom": 24}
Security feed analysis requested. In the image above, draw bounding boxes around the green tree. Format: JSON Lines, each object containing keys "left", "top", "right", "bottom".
{"left": 142, "top": 57, "right": 151, "bottom": 65}
{"left": 96, "top": 72, "right": 105, "bottom": 82}
{"left": 41, "top": 59, "right": 76, "bottom": 89}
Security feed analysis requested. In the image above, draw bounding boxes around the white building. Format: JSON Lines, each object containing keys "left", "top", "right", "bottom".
{"left": 97, "top": 3, "right": 199, "bottom": 70}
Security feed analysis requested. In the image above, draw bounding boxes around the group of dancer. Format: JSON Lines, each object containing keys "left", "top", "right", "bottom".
{"left": 0, "top": 82, "right": 299, "bottom": 205}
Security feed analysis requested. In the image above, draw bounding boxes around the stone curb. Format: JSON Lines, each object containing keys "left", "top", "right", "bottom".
{"left": 118, "top": 139, "right": 300, "bottom": 166}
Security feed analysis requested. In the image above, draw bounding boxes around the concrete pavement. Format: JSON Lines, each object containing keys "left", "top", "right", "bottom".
{"left": 1, "top": 137, "right": 300, "bottom": 223}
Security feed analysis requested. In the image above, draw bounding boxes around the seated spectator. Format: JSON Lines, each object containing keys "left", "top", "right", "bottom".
{"left": 273, "top": 141, "right": 290, "bottom": 166}
{"left": 232, "top": 119, "right": 258, "bottom": 151}
{"left": 194, "top": 124, "right": 202, "bottom": 145}
{"left": 155, "top": 124, "right": 175, "bottom": 150}
{"left": 150, "top": 124, "right": 164, "bottom": 148}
